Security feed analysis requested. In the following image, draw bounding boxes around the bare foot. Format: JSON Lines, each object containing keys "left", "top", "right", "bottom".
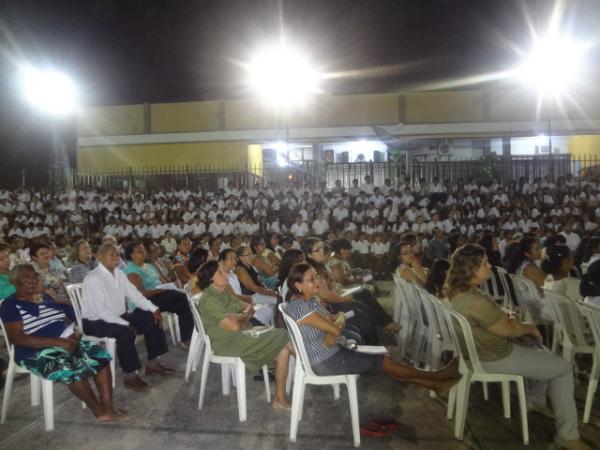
{"left": 272, "top": 399, "right": 291, "bottom": 412}
{"left": 433, "top": 357, "right": 459, "bottom": 380}
{"left": 96, "top": 411, "right": 128, "bottom": 423}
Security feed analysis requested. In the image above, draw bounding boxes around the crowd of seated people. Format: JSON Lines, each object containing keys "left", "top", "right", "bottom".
{"left": 0, "top": 173, "right": 598, "bottom": 445}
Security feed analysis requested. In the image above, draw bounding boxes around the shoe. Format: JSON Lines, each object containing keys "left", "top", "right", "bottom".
{"left": 367, "top": 419, "right": 400, "bottom": 432}
{"left": 360, "top": 424, "right": 390, "bottom": 438}
{"left": 123, "top": 375, "right": 152, "bottom": 392}
{"left": 528, "top": 403, "right": 554, "bottom": 419}
{"left": 272, "top": 400, "right": 291, "bottom": 413}
{"left": 553, "top": 437, "right": 593, "bottom": 450}
{"left": 145, "top": 363, "right": 176, "bottom": 376}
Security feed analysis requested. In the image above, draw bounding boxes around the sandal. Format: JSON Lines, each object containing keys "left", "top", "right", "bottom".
{"left": 367, "top": 419, "right": 400, "bottom": 432}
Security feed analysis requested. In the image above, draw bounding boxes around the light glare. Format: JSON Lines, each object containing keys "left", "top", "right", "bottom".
{"left": 517, "top": 35, "right": 585, "bottom": 96}
{"left": 21, "top": 66, "right": 78, "bottom": 116}
{"left": 246, "top": 44, "right": 320, "bottom": 107}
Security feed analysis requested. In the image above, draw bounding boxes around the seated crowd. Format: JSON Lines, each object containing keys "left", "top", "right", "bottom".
{"left": 0, "top": 172, "right": 598, "bottom": 448}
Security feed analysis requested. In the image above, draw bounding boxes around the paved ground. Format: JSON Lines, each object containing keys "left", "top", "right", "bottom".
{"left": 1, "top": 284, "right": 599, "bottom": 449}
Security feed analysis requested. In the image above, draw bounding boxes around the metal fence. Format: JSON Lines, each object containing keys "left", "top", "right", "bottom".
{"left": 1, "top": 153, "right": 598, "bottom": 192}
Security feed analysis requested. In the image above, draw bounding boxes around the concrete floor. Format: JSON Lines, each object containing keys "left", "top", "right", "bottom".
{"left": 1, "top": 284, "right": 599, "bottom": 449}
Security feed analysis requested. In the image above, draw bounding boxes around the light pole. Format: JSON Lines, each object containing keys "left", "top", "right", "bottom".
{"left": 19, "top": 65, "right": 79, "bottom": 192}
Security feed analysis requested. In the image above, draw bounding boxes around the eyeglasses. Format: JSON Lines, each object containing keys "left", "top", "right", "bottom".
{"left": 302, "top": 275, "right": 320, "bottom": 283}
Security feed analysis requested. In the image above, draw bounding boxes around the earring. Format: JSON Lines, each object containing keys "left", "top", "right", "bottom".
{"left": 299, "top": 289, "right": 302, "bottom": 294}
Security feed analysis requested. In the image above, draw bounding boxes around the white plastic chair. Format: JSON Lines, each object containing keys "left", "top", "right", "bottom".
{"left": 0, "top": 316, "right": 55, "bottom": 431}
{"left": 544, "top": 290, "right": 594, "bottom": 364}
{"left": 66, "top": 284, "right": 117, "bottom": 387}
{"left": 392, "top": 273, "right": 427, "bottom": 366}
{"left": 164, "top": 312, "right": 181, "bottom": 345}
{"left": 439, "top": 302, "right": 530, "bottom": 445}
{"left": 279, "top": 303, "right": 361, "bottom": 447}
{"left": 184, "top": 293, "right": 204, "bottom": 382}
{"left": 576, "top": 302, "right": 600, "bottom": 423}
{"left": 196, "top": 307, "right": 271, "bottom": 422}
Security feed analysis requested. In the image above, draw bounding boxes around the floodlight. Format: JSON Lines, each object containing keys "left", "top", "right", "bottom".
{"left": 246, "top": 44, "right": 321, "bottom": 107}
{"left": 20, "top": 65, "right": 78, "bottom": 116}
{"left": 517, "top": 34, "right": 586, "bottom": 96}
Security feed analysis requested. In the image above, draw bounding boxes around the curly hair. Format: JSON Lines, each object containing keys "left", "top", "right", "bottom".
{"left": 444, "top": 244, "right": 487, "bottom": 299}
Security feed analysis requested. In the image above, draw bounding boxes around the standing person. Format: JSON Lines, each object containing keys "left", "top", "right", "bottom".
{"left": 81, "top": 243, "right": 173, "bottom": 392}
{"left": 1, "top": 264, "right": 125, "bottom": 422}
{"left": 446, "top": 244, "right": 590, "bottom": 450}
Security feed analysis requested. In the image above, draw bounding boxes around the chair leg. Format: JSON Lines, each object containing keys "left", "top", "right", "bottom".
{"left": 1, "top": 361, "right": 16, "bottom": 424}
{"left": 235, "top": 361, "right": 247, "bottom": 422}
{"left": 30, "top": 373, "right": 41, "bottom": 406}
{"left": 167, "top": 314, "right": 178, "bottom": 346}
{"left": 501, "top": 380, "right": 511, "bottom": 419}
{"left": 198, "top": 351, "right": 211, "bottom": 410}
{"left": 221, "top": 364, "right": 231, "bottom": 395}
{"left": 262, "top": 365, "right": 271, "bottom": 403}
{"left": 191, "top": 341, "right": 203, "bottom": 372}
{"left": 447, "top": 385, "right": 457, "bottom": 420}
{"left": 106, "top": 339, "right": 116, "bottom": 388}
{"left": 333, "top": 384, "right": 340, "bottom": 400}
{"left": 41, "top": 378, "right": 54, "bottom": 432}
{"left": 454, "top": 375, "right": 472, "bottom": 440}
{"left": 516, "top": 379, "right": 529, "bottom": 445}
{"left": 482, "top": 382, "right": 489, "bottom": 401}
{"left": 289, "top": 373, "right": 304, "bottom": 442}
{"left": 347, "top": 378, "right": 361, "bottom": 447}
{"left": 583, "top": 356, "right": 599, "bottom": 423}
{"left": 185, "top": 330, "right": 198, "bottom": 382}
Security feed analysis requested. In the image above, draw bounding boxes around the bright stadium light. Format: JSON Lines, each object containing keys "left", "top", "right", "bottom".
{"left": 20, "top": 65, "right": 79, "bottom": 116}
{"left": 246, "top": 43, "right": 321, "bottom": 108}
{"left": 517, "top": 34, "right": 586, "bottom": 96}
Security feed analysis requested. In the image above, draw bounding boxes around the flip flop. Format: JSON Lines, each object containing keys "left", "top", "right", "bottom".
{"left": 368, "top": 419, "right": 400, "bottom": 432}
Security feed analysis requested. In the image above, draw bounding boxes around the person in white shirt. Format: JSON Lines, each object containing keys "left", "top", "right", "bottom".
{"left": 311, "top": 212, "right": 329, "bottom": 236}
{"left": 290, "top": 215, "right": 309, "bottom": 238}
{"left": 81, "top": 243, "right": 172, "bottom": 392}
{"left": 559, "top": 221, "right": 581, "bottom": 252}
{"left": 360, "top": 175, "right": 375, "bottom": 195}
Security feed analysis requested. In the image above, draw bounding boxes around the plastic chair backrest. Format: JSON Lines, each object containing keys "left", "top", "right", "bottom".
{"left": 438, "top": 302, "right": 485, "bottom": 374}
{"left": 577, "top": 303, "right": 600, "bottom": 350}
{"left": 544, "top": 290, "right": 593, "bottom": 347}
{"left": 510, "top": 275, "right": 552, "bottom": 323}
{"left": 65, "top": 267, "right": 75, "bottom": 284}
{"left": 192, "top": 296, "right": 212, "bottom": 354}
{"left": 65, "top": 283, "right": 84, "bottom": 329}
{"left": 0, "top": 315, "right": 15, "bottom": 362}
{"left": 279, "top": 303, "right": 316, "bottom": 378}
{"left": 416, "top": 287, "right": 453, "bottom": 346}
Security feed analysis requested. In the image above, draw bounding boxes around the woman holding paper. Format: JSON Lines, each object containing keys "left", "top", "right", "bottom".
{"left": 196, "top": 260, "right": 293, "bottom": 412}
{"left": 284, "top": 262, "right": 460, "bottom": 391}
{"left": 124, "top": 241, "right": 194, "bottom": 349}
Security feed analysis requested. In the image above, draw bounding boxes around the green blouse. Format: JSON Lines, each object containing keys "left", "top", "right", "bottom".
{"left": 196, "top": 286, "right": 288, "bottom": 371}
{"left": 0, "top": 273, "right": 16, "bottom": 300}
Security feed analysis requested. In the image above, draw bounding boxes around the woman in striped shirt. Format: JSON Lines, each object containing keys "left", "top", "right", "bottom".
{"left": 0, "top": 264, "right": 125, "bottom": 423}
{"left": 284, "top": 262, "right": 460, "bottom": 393}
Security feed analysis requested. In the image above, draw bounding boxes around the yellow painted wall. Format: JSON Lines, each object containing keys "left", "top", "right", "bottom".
{"left": 405, "top": 91, "right": 483, "bottom": 123}
{"left": 568, "top": 135, "right": 600, "bottom": 157}
{"left": 78, "top": 104, "right": 145, "bottom": 136}
{"left": 247, "top": 144, "right": 263, "bottom": 176}
{"left": 151, "top": 101, "right": 220, "bottom": 133}
{"left": 318, "top": 94, "right": 400, "bottom": 127}
{"left": 77, "top": 141, "right": 252, "bottom": 172}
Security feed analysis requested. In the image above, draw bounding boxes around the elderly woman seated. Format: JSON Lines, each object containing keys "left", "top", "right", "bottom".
{"left": 0, "top": 264, "right": 125, "bottom": 422}
{"left": 196, "top": 261, "right": 293, "bottom": 411}
{"left": 124, "top": 241, "right": 194, "bottom": 349}
{"left": 447, "top": 244, "right": 591, "bottom": 450}
{"left": 30, "top": 242, "right": 69, "bottom": 304}
{"left": 68, "top": 240, "right": 97, "bottom": 284}
{"left": 284, "top": 262, "right": 460, "bottom": 393}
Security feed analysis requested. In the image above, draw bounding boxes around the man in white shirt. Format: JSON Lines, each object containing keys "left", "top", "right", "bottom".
{"left": 311, "top": 212, "right": 329, "bottom": 236}
{"left": 81, "top": 243, "right": 173, "bottom": 392}
{"left": 290, "top": 215, "right": 309, "bottom": 238}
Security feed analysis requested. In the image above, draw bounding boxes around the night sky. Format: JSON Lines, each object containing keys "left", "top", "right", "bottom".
{"left": 0, "top": 0, "right": 599, "bottom": 166}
